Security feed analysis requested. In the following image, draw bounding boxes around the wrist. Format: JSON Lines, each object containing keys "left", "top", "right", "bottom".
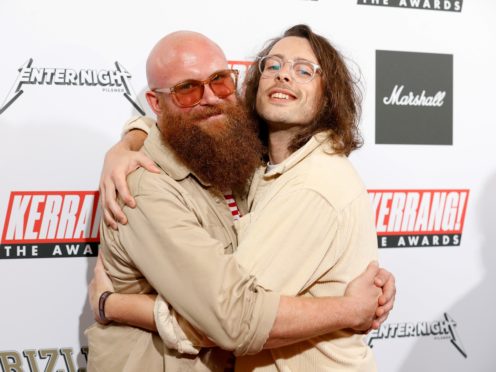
{"left": 122, "top": 129, "right": 147, "bottom": 151}
{"left": 340, "top": 296, "right": 360, "bottom": 329}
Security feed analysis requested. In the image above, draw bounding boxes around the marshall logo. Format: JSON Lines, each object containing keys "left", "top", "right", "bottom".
{"left": 0, "top": 191, "right": 101, "bottom": 259}
{"left": 0, "top": 59, "right": 145, "bottom": 115}
{"left": 376, "top": 50, "right": 453, "bottom": 145}
{"left": 367, "top": 313, "right": 467, "bottom": 358}
{"left": 357, "top": 0, "right": 462, "bottom": 12}
{"left": 383, "top": 85, "right": 446, "bottom": 107}
{"left": 0, "top": 346, "right": 88, "bottom": 372}
{"left": 369, "top": 189, "right": 469, "bottom": 248}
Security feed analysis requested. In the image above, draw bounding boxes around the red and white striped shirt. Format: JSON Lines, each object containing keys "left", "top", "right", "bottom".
{"left": 223, "top": 193, "right": 241, "bottom": 221}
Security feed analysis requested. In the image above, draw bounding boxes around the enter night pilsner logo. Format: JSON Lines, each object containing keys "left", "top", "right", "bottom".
{"left": 367, "top": 313, "right": 467, "bottom": 358}
{"left": 376, "top": 50, "right": 453, "bottom": 145}
{"left": 0, "top": 59, "right": 144, "bottom": 116}
{"left": 369, "top": 190, "right": 469, "bottom": 248}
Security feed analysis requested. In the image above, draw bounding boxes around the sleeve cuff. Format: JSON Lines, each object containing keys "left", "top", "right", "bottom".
{"left": 154, "top": 295, "right": 200, "bottom": 355}
{"left": 234, "top": 289, "right": 280, "bottom": 356}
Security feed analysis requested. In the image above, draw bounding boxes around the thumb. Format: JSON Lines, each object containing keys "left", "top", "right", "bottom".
{"left": 363, "top": 260, "right": 379, "bottom": 280}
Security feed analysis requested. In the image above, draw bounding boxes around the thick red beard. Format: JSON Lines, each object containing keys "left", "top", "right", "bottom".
{"left": 159, "top": 102, "right": 263, "bottom": 192}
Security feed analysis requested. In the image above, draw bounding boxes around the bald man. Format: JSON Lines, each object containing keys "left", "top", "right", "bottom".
{"left": 86, "top": 31, "right": 391, "bottom": 372}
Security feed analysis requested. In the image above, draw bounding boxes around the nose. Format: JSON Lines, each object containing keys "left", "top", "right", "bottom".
{"left": 276, "top": 61, "right": 291, "bottom": 82}
{"left": 199, "top": 83, "right": 221, "bottom": 106}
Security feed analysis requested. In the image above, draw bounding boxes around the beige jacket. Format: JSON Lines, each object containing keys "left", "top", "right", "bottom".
{"left": 233, "top": 132, "right": 379, "bottom": 371}
{"left": 86, "top": 122, "right": 279, "bottom": 372}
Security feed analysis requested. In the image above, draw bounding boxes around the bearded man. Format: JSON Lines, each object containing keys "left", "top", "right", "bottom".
{"left": 86, "top": 30, "right": 394, "bottom": 372}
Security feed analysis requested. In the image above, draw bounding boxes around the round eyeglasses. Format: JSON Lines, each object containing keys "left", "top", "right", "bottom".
{"left": 153, "top": 69, "right": 239, "bottom": 108}
{"left": 257, "top": 55, "right": 321, "bottom": 83}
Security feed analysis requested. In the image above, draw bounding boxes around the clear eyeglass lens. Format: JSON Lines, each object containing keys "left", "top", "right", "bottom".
{"left": 292, "top": 62, "right": 314, "bottom": 81}
{"left": 260, "top": 56, "right": 316, "bottom": 82}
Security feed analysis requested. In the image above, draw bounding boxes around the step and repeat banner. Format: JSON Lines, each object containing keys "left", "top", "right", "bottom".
{"left": 1, "top": 0, "right": 495, "bottom": 371}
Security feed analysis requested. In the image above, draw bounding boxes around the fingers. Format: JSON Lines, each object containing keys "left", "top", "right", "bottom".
{"left": 102, "top": 181, "right": 124, "bottom": 228}
{"left": 114, "top": 173, "right": 135, "bottom": 209}
{"left": 370, "top": 316, "right": 385, "bottom": 330}
{"left": 376, "top": 293, "right": 395, "bottom": 317}
{"left": 117, "top": 152, "right": 157, "bottom": 208}
{"left": 99, "top": 142, "right": 151, "bottom": 229}
{"left": 374, "top": 280, "right": 395, "bottom": 330}
{"left": 378, "top": 271, "right": 396, "bottom": 306}
{"left": 100, "top": 184, "right": 118, "bottom": 230}
{"left": 103, "top": 208, "right": 118, "bottom": 231}
{"left": 106, "top": 177, "right": 129, "bottom": 223}
{"left": 367, "top": 312, "right": 390, "bottom": 331}
{"left": 374, "top": 267, "right": 391, "bottom": 287}
{"left": 138, "top": 153, "right": 160, "bottom": 174}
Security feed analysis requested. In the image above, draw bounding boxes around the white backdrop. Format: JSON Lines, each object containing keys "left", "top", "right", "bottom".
{"left": 1, "top": 0, "right": 495, "bottom": 371}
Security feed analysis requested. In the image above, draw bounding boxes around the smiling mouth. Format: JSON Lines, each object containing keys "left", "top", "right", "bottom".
{"left": 269, "top": 91, "right": 298, "bottom": 101}
{"left": 271, "top": 92, "right": 290, "bottom": 100}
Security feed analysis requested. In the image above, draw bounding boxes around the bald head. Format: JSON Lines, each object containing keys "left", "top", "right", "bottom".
{"left": 146, "top": 31, "right": 228, "bottom": 90}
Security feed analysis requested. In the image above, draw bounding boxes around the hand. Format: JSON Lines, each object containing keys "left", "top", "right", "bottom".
{"left": 370, "top": 267, "right": 396, "bottom": 330}
{"left": 99, "top": 132, "right": 159, "bottom": 229}
{"left": 344, "top": 261, "right": 382, "bottom": 332}
{"left": 88, "top": 251, "right": 115, "bottom": 324}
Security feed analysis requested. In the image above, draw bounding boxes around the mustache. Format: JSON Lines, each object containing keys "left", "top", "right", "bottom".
{"left": 189, "top": 105, "right": 226, "bottom": 121}
{"left": 265, "top": 83, "right": 298, "bottom": 97}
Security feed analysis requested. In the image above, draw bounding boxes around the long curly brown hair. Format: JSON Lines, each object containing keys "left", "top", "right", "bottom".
{"left": 244, "top": 24, "right": 363, "bottom": 156}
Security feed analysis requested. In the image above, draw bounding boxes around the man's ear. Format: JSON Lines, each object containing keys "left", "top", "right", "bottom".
{"left": 145, "top": 91, "right": 162, "bottom": 116}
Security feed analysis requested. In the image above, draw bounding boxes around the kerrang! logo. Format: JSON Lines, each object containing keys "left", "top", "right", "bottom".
{"left": 0, "top": 191, "right": 101, "bottom": 259}
{"left": 0, "top": 58, "right": 145, "bottom": 115}
{"left": 369, "top": 190, "right": 469, "bottom": 248}
{"left": 367, "top": 313, "right": 467, "bottom": 358}
{"left": 357, "top": 0, "right": 462, "bottom": 12}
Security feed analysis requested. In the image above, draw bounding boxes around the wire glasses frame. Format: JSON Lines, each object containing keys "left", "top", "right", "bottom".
{"left": 257, "top": 55, "right": 321, "bottom": 83}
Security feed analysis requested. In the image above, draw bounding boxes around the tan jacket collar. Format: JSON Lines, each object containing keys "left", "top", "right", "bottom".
{"left": 264, "top": 131, "right": 334, "bottom": 178}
